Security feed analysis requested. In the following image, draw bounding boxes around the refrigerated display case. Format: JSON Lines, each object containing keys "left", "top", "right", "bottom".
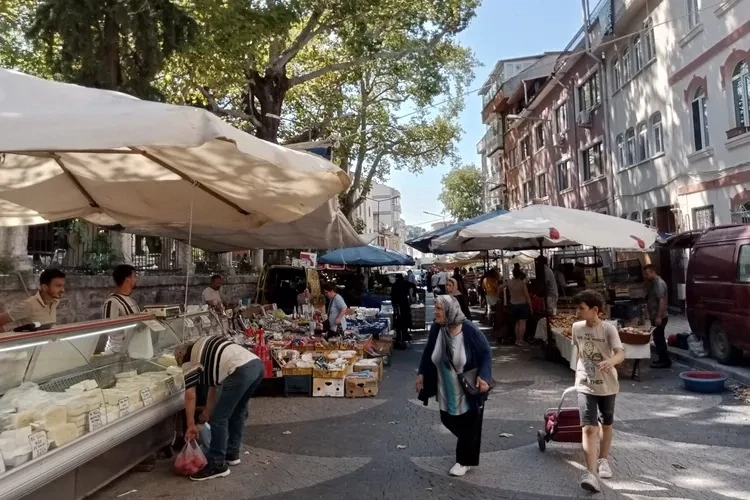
{"left": 159, "top": 309, "right": 225, "bottom": 342}
{"left": 0, "top": 313, "right": 185, "bottom": 500}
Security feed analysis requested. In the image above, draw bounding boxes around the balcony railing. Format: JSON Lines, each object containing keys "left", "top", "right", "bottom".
{"left": 482, "top": 81, "right": 501, "bottom": 107}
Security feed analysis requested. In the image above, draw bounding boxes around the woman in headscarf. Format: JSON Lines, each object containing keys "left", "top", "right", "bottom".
{"left": 446, "top": 277, "right": 471, "bottom": 320}
{"left": 416, "top": 295, "right": 493, "bottom": 477}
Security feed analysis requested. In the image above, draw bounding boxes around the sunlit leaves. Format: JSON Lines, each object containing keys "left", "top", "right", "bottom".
{"left": 439, "top": 164, "right": 484, "bottom": 221}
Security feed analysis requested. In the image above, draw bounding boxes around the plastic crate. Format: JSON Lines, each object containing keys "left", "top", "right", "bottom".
{"left": 283, "top": 375, "right": 313, "bottom": 397}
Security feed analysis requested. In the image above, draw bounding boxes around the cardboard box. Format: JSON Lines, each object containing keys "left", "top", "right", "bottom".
{"left": 353, "top": 359, "right": 383, "bottom": 381}
{"left": 345, "top": 375, "right": 379, "bottom": 398}
{"left": 312, "top": 378, "right": 345, "bottom": 397}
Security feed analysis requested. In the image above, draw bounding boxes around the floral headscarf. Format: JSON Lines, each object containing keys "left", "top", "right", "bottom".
{"left": 447, "top": 277, "right": 462, "bottom": 297}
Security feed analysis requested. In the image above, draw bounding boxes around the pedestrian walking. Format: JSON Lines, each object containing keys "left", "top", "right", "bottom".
{"left": 643, "top": 264, "right": 670, "bottom": 368}
{"left": 416, "top": 295, "right": 492, "bottom": 477}
{"left": 446, "top": 277, "right": 471, "bottom": 320}
{"left": 570, "top": 290, "right": 625, "bottom": 493}
{"left": 505, "top": 268, "right": 533, "bottom": 346}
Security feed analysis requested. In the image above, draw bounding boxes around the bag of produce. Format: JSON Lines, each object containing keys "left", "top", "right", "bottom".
{"left": 687, "top": 334, "right": 708, "bottom": 358}
{"left": 174, "top": 439, "right": 207, "bottom": 476}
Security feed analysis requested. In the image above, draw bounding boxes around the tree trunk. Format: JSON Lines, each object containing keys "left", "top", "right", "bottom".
{"left": 246, "top": 69, "right": 290, "bottom": 143}
{"left": 98, "top": 10, "right": 121, "bottom": 91}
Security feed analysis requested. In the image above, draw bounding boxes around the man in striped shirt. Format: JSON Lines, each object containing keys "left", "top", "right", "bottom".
{"left": 175, "top": 335, "right": 263, "bottom": 481}
{"left": 101, "top": 264, "right": 141, "bottom": 353}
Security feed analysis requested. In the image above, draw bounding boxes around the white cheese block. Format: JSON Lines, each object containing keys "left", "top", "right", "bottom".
{"left": 46, "top": 423, "right": 78, "bottom": 448}
{"left": 32, "top": 405, "right": 67, "bottom": 429}
{"left": 131, "top": 401, "right": 144, "bottom": 411}
{"left": 0, "top": 410, "right": 35, "bottom": 430}
{"left": 0, "top": 426, "right": 32, "bottom": 446}
{"left": 74, "top": 426, "right": 86, "bottom": 438}
{"left": 3, "top": 444, "right": 31, "bottom": 468}
{"left": 106, "top": 410, "right": 119, "bottom": 424}
{"left": 67, "top": 413, "right": 87, "bottom": 427}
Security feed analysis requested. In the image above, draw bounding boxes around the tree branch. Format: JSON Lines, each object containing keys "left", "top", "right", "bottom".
{"left": 198, "top": 85, "right": 261, "bottom": 128}
{"left": 289, "top": 27, "right": 450, "bottom": 87}
{"left": 272, "top": 8, "right": 327, "bottom": 70}
{"left": 354, "top": 151, "right": 384, "bottom": 208}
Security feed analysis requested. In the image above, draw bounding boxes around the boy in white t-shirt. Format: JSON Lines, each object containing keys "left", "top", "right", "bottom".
{"left": 571, "top": 290, "right": 625, "bottom": 493}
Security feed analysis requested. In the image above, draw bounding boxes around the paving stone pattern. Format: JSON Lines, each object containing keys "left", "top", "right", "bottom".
{"left": 91, "top": 299, "right": 750, "bottom": 500}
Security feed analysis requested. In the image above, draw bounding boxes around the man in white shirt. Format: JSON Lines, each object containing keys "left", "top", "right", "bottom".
{"left": 102, "top": 264, "right": 140, "bottom": 353}
{"left": 436, "top": 269, "right": 448, "bottom": 295}
{"left": 202, "top": 275, "right": 224, "bottom": 311}
{"left": 0, "top": 269, "right": 66, "bottom": 331}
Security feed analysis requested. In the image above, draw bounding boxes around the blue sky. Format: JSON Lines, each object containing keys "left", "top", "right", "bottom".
{"left": 388, "top": 0, "right": 585, "bottom": 228}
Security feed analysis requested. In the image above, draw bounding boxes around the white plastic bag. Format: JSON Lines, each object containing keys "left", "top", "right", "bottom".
{"left": 127, "top": 326, "right": 154, "bottom": 359}
{"left": 687, "top": 334, "right": 708, "bottom": 358}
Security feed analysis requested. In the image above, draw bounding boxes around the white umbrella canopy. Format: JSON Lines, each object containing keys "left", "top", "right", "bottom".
{"left": 432, "top": 204, "right": 658, "bottom": 252}
{"left": 0, "top": 69, "right": 350, "bottom": 232}
{"left": 126, "top": 199, "right": 366, "bottom": 252}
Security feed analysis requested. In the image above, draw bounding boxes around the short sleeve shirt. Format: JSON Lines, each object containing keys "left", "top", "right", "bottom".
{"left": 202, "top": 287, "right": 222, "bottom": 306}
{"left": 327, "top": 294, "right": 347, "bottom": 331}
{"left": 5, "top": 292, "right": 58, "bottom": 330}
{"left": 572, "top": 320, "right": 623, "bottom": 396}
{"left": 102, "top": 293, "right": 141, "bottom": 353}
{"left": 647, "top": 277, "right": 668, "bottom": 320}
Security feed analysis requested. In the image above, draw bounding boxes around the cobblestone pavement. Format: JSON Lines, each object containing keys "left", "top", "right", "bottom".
{"left": 91, "top": 301, "right": 750, "bottom": 500}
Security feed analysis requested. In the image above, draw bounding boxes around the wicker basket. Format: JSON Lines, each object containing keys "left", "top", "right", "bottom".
{"left": 618, "top": 330, "right": 652, "bottom": 345}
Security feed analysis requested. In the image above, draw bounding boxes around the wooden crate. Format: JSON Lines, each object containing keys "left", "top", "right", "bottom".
{"left": 345, "top": 374, "right": 379, "bottom": 398}
{"left": 313, "top": 365, "right": 350, "bottom": 379}
{"left": 281, "top": 366, "right": 313, "bottom": 377}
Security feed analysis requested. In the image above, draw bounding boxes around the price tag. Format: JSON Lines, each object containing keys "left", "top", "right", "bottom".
{"left": 118, "top": 397, "right": 130, "bottom": 417}
{"left": 28, "top": 431, "right": 48, "bottom": 459}
{"left": 143, "top": 319, "right": 166, "bottom": 332}
{"left": 165, "top": 376, "right": 177, "bottom": 395}
{"left": 88, "top": 408, "right": 104, "bottom": 432}
{"left": 184, "top": 317, "right": 194, "bottom": 328}
{"left": 140, "top": 388, "right": 153, "bottom": 406}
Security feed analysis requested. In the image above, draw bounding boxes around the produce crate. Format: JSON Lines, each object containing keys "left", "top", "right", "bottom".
{"left": 345, "top": 374, "right": 379, "bottom": 398}
{"left": 281, "top": 366, "right": 313, "bottom": 377}
{"left": 312, "top": 377, "right": 345, "bottom": 397}
{"left": 353, "top": 359, "right": 383, "bottom": 381}
{"left": 313, "top": 365, "right": 350, "bottom": 379}
{"left": 283, "top": 375, "right": 313, "bottom": 396}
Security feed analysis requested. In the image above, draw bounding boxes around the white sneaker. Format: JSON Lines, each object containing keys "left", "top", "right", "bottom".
{"left": 449, "top": 463, "right": 470, "bottom": 477}
{"left": 580, "top": 471, "right": 600, "bottom": 492}
{"left": 598, "top": 458, "right": 613, "bottom": 479}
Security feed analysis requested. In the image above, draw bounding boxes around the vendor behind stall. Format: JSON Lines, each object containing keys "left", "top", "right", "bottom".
{"left": 0, "top": 268, "right": 66, "bottom": 331}
{"left": 391, "top": 274, "right": 413, "bottom": 348}
{"left": 202, "top": 275, "right": 224, "bottom": 311}
{"left": 322, "top": 282, "right": 347, "bottom": 337}
{"left": 101, "top": 264, "right": 140, "bottom": 353}
{"left": 536, "top": 256, "right": 559, "bottom": 315}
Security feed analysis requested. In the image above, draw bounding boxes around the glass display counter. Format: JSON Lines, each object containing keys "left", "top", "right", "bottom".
{"left": 0, "top": 313, "right": 185, "bottom": 500}
{"left": 160, "top": 308, "right": 225, "bottom": 342}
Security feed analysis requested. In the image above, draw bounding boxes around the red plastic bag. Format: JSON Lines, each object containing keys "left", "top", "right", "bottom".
{"left": 174, "top": 439, "right": 207, "bottom": 476}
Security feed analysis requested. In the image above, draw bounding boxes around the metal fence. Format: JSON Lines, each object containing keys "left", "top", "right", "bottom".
{"left": 130, "top": 235, "right": 177, "bottom": 272}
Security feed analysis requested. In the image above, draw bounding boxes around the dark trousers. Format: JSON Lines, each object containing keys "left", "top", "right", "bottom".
{"left": 651, "top": 317, "right": 670, "bottom": 363}
{"left": 440, "top": 409, "right": 483, "bottom": 467}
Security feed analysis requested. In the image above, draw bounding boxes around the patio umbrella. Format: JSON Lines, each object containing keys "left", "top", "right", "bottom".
{"left": 432, "top": 204, "right": 658, "bottom": 252}
{"left": 405, "top": 208, "right": 508, "bottom": 254}
{"left": 0, "top": 69, "right": 350, "bottom": 233}
{"left": 318, "top": 245, "right": 415, "bottom": 267}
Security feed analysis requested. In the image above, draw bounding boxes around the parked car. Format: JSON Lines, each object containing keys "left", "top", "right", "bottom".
{"left": 677, "top": 224, "right": 750, "bottom": 364}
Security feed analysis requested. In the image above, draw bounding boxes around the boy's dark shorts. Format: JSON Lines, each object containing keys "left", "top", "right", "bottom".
{"left": 578, "top": 392, "right": 616, "bottom": 426}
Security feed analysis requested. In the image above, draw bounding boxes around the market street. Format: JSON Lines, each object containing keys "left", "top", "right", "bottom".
{"left": 92, "top": 299, "right": 750, "bottom": 500}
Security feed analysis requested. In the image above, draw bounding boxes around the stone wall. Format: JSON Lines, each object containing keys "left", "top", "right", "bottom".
{"left": 0, "top": 273, "right": 258, "bottom": 324}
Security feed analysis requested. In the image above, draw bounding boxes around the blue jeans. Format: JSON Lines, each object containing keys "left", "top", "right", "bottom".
{"left": 207, "top": 359, "right": 263, "bottom": 467}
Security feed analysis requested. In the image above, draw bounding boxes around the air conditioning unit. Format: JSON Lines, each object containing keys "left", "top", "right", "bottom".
{"left": 577, "top": 109, "right": 593, "bottom": 128}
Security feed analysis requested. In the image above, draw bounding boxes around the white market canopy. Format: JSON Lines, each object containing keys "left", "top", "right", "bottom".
{"left": 0, "top": 69, "right": 363, "bottom": 249}
{"left": 432, "top": 204, "right": 658, "bottom": 252}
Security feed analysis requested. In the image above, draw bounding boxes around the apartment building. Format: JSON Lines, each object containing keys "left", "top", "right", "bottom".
{"left": 370, "top": 183, "right": 404, "bottom": 249}
{"left": 478, "top": 56, "right": 551, "bottom": 211}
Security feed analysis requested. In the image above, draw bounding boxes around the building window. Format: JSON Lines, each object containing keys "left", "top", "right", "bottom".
{"left": 612, "top": 57, "right": 621, "bottom": 91}
{"left": 554, "top": 103, "right": 568, "bottom": 137}
{"left": 537, "top": 173, "right": 547, "bottom": 199}
{"left": 521, "top": 136, "right": 531, "bottom": 160}
{"left": 581, "top": 143, "right": 603, "bottom": 181}
{"left": 625, "top": 127, "right": 636, "bottom": 165}
{"left": 691, "top": 87, "right": 709, "bottom": 151}
{"left": 522, "top": 179, "right": 535, "bottom": 205}
{"left": 616, "top": 134, "right": 625, "bottom": 169}
{"left": 644, "top": 18, "right": 656, "bottom": 61}
{"left": 630, "top": 211, "right": 641, "bottom": 222}
{"left": 578, "top": 72, "right": 600, "bottom": 112}
{"left": 556, "top": 161, "right": 570, "bottom": 191}
{"left": 621, "top": 47, "right": 632, "bottom": 81}
{"left": 636, "top": 121, "right": 649, "bottom": 162}
{"left": 687, "top": 0, "right": 700, "bottom": 29}
{"left": 643, "top": 209, "right": 654, "bottom": 227}
{"left": 633, "top": 35, "right": 643, "bottom": 72}
{"left": 534, "top": 123, "right": 545, "bottom": 150}
{"left": 651, "top": 112, "right": 663, "bottom": 153}
{"left": 693, "top": 205, "right": 715, "bottom": 229}
{"left": 732, "top": 61, "right": 750, "bottom": 128}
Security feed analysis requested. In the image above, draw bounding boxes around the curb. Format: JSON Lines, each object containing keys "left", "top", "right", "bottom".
{"left": 664, "top": 346, "right": 750, "bottom": 386}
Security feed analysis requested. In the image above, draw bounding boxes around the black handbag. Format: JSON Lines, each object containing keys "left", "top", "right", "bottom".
{"left": 443, "top": 333, "right": 495, "bottom": 397}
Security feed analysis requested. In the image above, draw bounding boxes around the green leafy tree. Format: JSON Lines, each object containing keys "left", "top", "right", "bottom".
{"left": 160, "top": 0, "right": 480, "bottom": 142}
{"left": 406, "top": 225, "right": 427, "bottom": 240}
{"left": 439, "top": 164, "right": 484, "bottom": 221}
{"left": 9, "top": 0, "right": 196, "bottom": 100}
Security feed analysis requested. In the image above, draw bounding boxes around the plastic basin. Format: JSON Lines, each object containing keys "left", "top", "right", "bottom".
{"left": 679, "top": 371, "right": 727, "bottom": 393}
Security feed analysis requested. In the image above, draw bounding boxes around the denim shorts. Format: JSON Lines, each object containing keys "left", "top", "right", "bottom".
{"left": 512, "top": 303, "right": 531, "bottom": 320}
{"left": 578, "top": 392, "right": 616, "bottom": 426}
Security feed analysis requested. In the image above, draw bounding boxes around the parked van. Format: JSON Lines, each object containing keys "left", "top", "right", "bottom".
{"left": 678, "top": 225, "right": 750, "bottom": 363}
